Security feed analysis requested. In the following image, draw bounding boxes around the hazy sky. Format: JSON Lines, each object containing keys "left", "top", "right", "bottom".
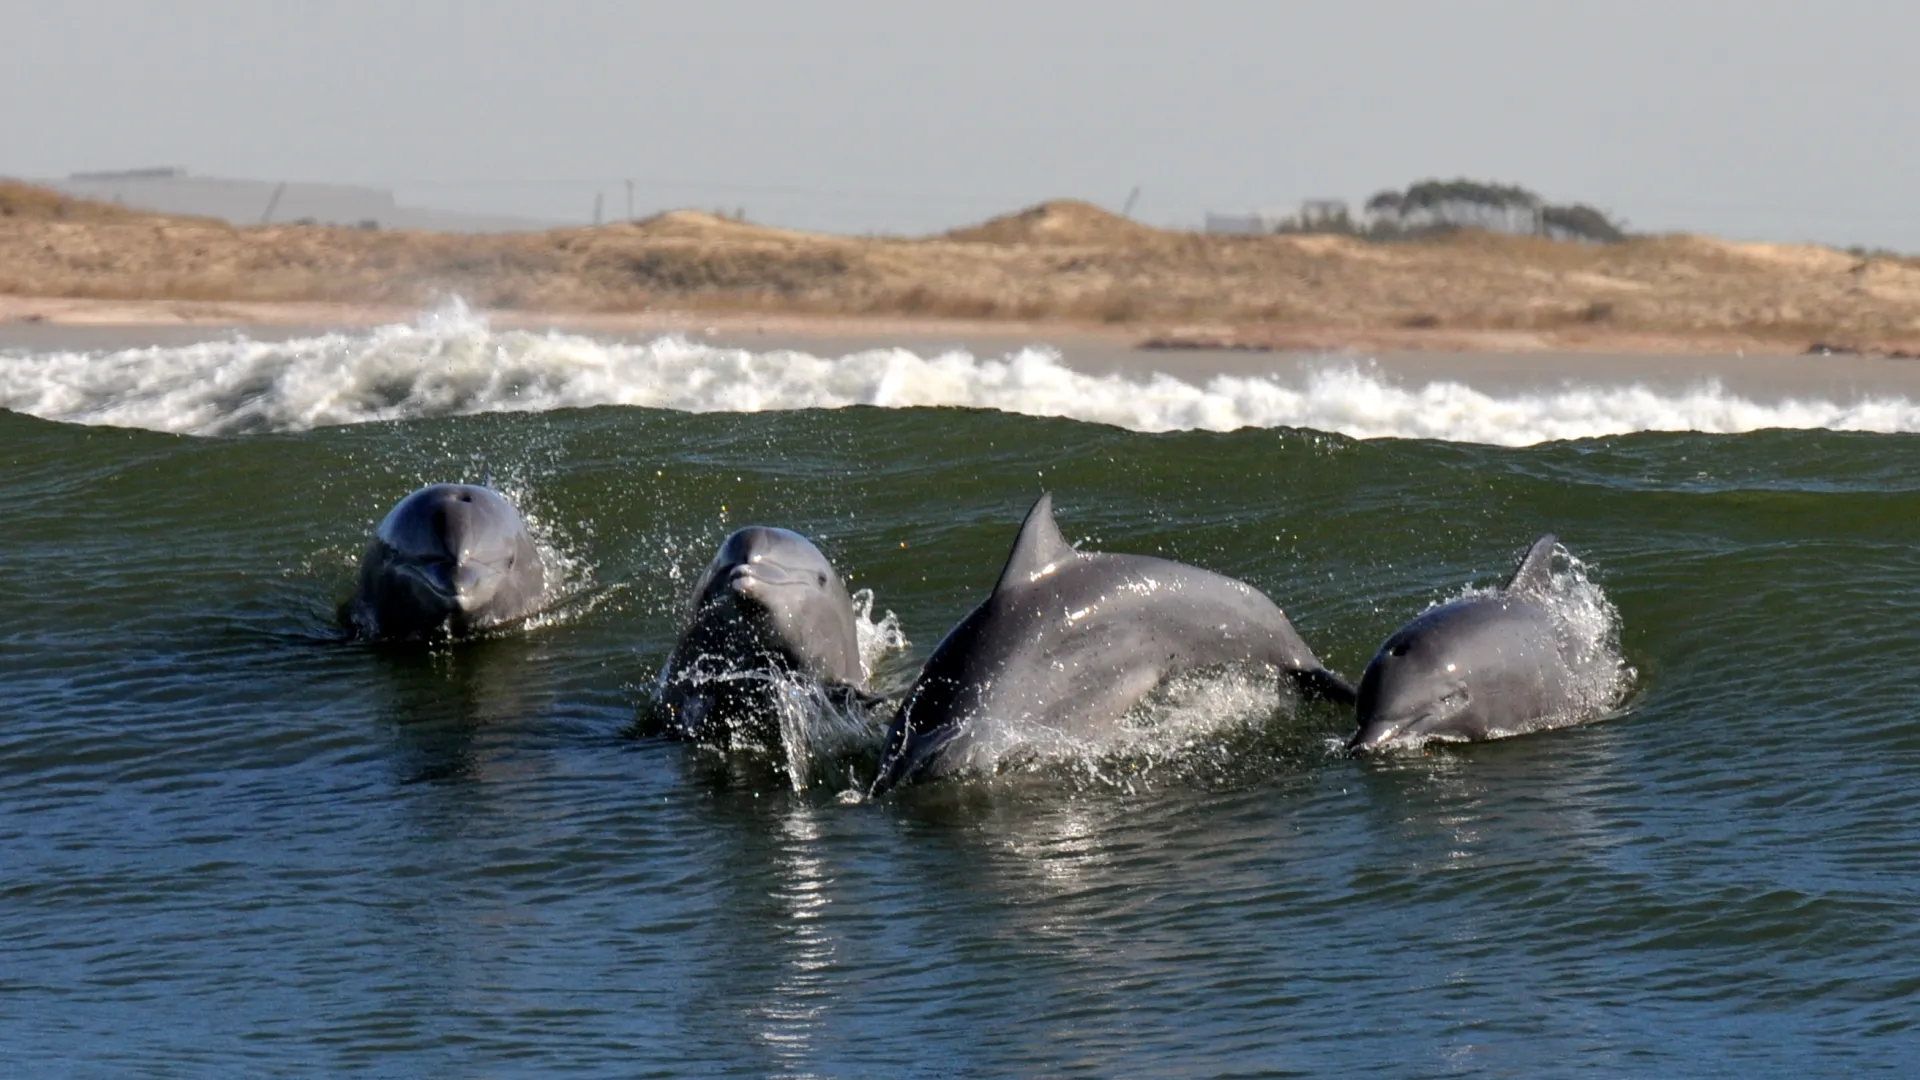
{"left": 3, "top": 0, "right": 1914, "bottom": 247}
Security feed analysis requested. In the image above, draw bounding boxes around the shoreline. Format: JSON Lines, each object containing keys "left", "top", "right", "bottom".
{"left": 0, "top": 294, "right": 1127, "bottom": 341}
{"left": 0, "top": 295, "right": 1837, "bottom": 357}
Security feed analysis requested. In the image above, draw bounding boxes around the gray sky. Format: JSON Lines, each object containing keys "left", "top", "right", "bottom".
{"left": 3, "top": 0, "right": 1913, "bottom": 247}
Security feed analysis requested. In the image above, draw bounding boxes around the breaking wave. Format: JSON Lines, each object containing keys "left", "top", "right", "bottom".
{"left": 5, "top": 303, "right": 1919, "bottom": 446}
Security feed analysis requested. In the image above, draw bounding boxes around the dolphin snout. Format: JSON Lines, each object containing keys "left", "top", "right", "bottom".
{"left": 452, "top": 560, "right": 497, "bottom": 609}
{"left": 725, "top": 563, "right": 762, "bottom": 597}
{"left": 728, "top": 559, "right": 805, "bottom": 593}
{"left": 1346, "top": 714, "right": 1425, "bottom": 756}
{"left": 1345, "top": 727, "right": 1391, "bottom": 757}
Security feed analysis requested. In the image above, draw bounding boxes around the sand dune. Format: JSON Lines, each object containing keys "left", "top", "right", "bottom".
{"left": 4, "top": 182, "right": 1917, "bottom": 353}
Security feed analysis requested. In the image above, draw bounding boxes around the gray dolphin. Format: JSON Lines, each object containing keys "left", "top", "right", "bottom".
{"left": 869, "top": 493, "right": 1355, "bottom": 795}
{"left": 1349, "top": 534, "right": 1607, "bottom": 753}
{"left": 350, "top": 484, "right": 547, "bottom": 640}
{"left": 654, "top": 526, "right": 869, "bottom": 744}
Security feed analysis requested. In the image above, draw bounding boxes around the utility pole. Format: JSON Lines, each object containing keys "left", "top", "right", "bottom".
{"left": 594, "top": 191, "right": 604, "bottom": 226}
{"left": 260, "top": 181, "right": 287, "bottom": 226}
{"left": 1121, "top": 185, "right": 1141, "bottom": 218}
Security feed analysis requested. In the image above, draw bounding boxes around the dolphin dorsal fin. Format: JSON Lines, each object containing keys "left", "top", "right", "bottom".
{"left": 1504, "top": 533, "right": 1558, "bottom": 595}
{"left": 993, "top": 493, "right": 1078, "bottom": 593}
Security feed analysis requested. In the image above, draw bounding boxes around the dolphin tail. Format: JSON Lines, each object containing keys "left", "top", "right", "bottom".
{"left": 1286, "top": 666, "right": 1357, "bottom": 706}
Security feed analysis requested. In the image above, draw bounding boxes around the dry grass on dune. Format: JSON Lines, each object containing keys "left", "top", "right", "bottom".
{"left": 4, "top": 181, "right": 1920, "bottom": 348}
{"left": 0, "top": 180, "right": 197, "bottom": 224}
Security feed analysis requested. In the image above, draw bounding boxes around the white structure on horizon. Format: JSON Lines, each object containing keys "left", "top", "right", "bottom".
{"left": 38, "top": 168, "right": 555, "bottom": 233}
{"left": 1205, "top": 199, "right": 1354, "bottom": 235}
{"left": 1204, "top": 209, "right": 1292, "bottom": 235}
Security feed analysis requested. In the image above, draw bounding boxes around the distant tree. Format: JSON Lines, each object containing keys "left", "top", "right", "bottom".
{"left": 1396, "top": 179, "right": 1541, "bottom": 232}
{"left": 1358, "top": 179, "right": 1627, "bottom": 243}
{"left": 1363, "top": 189, "right": 1404, "bottom": 218}
{"left": 1540, "top": 203, "right": 1626, "bottom": 243}
{"left": 1270, "top": 199, "right": 1358, "bottom": 236}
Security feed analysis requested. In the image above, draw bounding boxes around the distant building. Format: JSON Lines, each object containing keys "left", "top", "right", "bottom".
{"left": 1204, "top": 210, "right": 1291, "bottom": 235}
{"left": 1205, "top": 199, "right": 1354, "bottom": 235}
{"left": 37, "top": 168, "right": 556, "bottom": 233}
{"left": 1296, "top": 198, "right": 1351, "bottom": 226}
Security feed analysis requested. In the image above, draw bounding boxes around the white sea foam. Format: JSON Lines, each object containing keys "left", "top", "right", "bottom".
{"left": 5, "top": 302, "right": 1918, "bottom": 445}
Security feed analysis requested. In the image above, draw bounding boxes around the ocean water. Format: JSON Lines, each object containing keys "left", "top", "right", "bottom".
{"left": 3, "top": 312, "right": 1918, "bottom": 1076}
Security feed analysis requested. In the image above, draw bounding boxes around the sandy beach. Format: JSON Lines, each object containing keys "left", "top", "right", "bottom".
{"left": 0, "top": 292, "right": 1836, "bottom": 358}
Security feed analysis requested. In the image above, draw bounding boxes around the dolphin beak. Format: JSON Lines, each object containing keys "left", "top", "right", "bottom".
{"left": 1347, "top": 710, "right": 1440, "bottom": 757}
{"left": 452, "top": 560, "right": 494, "bottom": 609}
{"left": 1346, "top": 719, "right": 1405, "bottom": 757}
{"left": 730, "top": 558, "right": 803, "bottom": 594}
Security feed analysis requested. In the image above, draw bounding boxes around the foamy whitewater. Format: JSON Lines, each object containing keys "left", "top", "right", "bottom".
{"left": 5, "top": 304, "right": 1918, "bottom": 445}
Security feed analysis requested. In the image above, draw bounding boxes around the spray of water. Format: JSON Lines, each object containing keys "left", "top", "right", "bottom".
{"left": 650, "top": 588, "right": 909, "bottom": 791}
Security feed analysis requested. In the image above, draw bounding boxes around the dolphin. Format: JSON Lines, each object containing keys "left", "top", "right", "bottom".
{"left": 868, "top": 493, "right": 1355, "bottom": 795}
{"left": 654, "top": 526, "right": 870, "bottom": 744}
{"left": 349, "top": 484, "right": 548, "bottom": 640}
{"left": 1349, "top": 534, "right": 1608, "bottom": 753}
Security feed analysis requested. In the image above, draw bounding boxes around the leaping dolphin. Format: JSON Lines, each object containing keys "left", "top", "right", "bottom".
{"left": 350, "top": 484, "right": 548, "bottom": 640}
{"left": 869, "top": 493, "right": 1354, "bottom": 795}
{"left": 1349, "top": 534, "right": 1618, "bottom": 753}
{"left": 654, "top": 526, "right": 871, "bottom": 745}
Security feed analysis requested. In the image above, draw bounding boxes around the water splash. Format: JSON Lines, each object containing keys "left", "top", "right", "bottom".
{"left": 1456, "top": 543, "right": 1634, "bottom": 735}
{"left": 850, "top": 588, "right": 909, "bottom": 682}
{"left": 1041, "top": 667, "right": 1306, "bottom": 793}
{"left": 6, "top": 303, "right": 1920, "bottom": 445}
{"left": 1538, "top": 545, "right": 1639, "bottom": 734}
{"left": 650, "top": 588, "right": 909, "bottom": 791}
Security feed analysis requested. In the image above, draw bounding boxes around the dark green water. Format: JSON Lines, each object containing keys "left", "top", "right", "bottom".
{"left": 5, "top": 327, "right": 1920, "bottom": 1075}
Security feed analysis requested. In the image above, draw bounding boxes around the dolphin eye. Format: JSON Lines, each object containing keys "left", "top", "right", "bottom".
{"left": 1389, "top": 642, "right": 1409, "bottom": 657}
{"left": 817, "top": 573, "right": 827, "bottom": 586}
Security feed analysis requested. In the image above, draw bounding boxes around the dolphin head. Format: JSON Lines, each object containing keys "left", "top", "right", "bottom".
{"left": 697, "top": 527, "right": 837, "bottom": 619}
{"left": 1348, "top": 604, "right": 1481, "bottom": 754}
{"left": 687, "top": 526, "right": 857, "bottom": 676}
{"left": 374, "top": 484, "right": 539, "bottom": 627}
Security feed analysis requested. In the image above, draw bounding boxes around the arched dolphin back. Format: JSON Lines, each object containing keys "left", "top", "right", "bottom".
{"left": 870, "top": 493, "right": 1353, "bottom": 795}
{"left": 1505, "top": 533, "right": 1558, "bottom": 596}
